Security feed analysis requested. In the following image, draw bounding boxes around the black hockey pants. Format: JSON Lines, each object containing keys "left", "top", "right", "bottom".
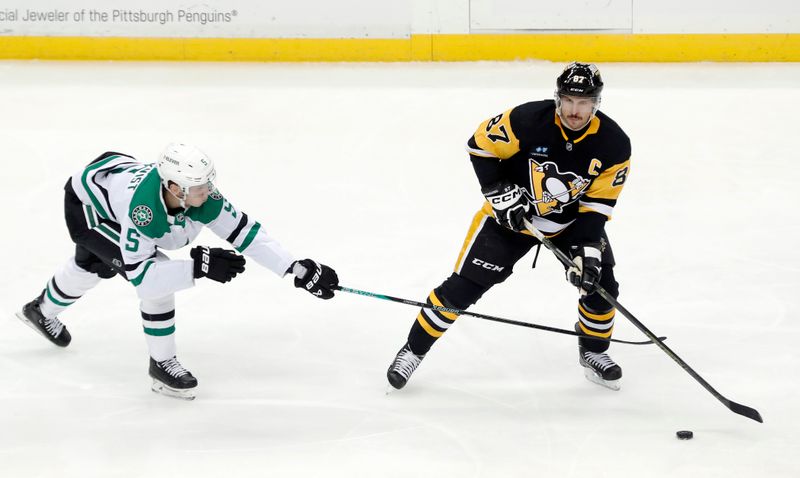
{"left": 407, "top": 210, "right": 620, "bottom": 355}
{"left": 63, "top": 180, "right": 126, "bottom": 279}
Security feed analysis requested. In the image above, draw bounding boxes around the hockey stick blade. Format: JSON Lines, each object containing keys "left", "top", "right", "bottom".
{"left": 335, "top": 285, "right": 665, "bottom": 346}
{"left": 726, "top": 400, "right": 763, "bottom": 423}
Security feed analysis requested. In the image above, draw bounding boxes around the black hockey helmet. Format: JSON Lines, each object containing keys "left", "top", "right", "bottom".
{"left": 556, "top": 62, "right": 603, "bottom": 98}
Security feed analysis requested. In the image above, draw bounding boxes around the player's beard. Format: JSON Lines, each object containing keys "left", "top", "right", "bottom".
{"left": 564, "top": 114, "right": 590, "bottom": 131}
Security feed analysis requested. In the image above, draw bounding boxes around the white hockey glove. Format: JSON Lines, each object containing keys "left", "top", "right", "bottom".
{"left": 482, "top": 181, "right": 532, "bottom": 232}
{"left": 567, "top": 244, "right": 602, "bottom": 296}
{"left": 291, "top": 259, "right": 339, "bottom": 300}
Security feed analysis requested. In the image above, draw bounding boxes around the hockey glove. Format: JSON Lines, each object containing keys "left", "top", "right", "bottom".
{"left": 567, "top": 243, "right": 602, "bottom": 296}
{"left": 292, "top": 259, "right": 339, "bottom": 300}
{"left": 190, "top": 246, "right": 246, "bottom": 283}
{"left": 482, "top": 181, "right": 532, "bottom": 232}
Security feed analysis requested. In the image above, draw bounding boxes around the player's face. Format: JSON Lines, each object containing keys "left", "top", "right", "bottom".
{"left": 559, "top": 95, "right": 597, "bottom": 130}
{"left": 184, "top": 182, "right": 213, "bottom": 207}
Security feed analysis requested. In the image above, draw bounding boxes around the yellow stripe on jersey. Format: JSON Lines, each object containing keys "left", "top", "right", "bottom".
{"left": 428, "top": 292, "right": 459, "bottom": 321}
{"left": 578, "top": 321, "right": 614, "bottom": 338}
{"left": 416, "top": 312, "right": 444, "bottom": 338}
{"left": 584, "top": 159, "right": 631, "bottom": 201}
{"left": 471, "top": 108, "right": 521, "bottom": 160}
{"left": 554, "top": 114, "right": 600, "bottom": 144}
{"left": 579, "top": 303, "right": 616, "bottom": 321}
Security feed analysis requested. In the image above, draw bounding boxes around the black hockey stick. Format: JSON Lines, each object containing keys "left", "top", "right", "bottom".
{"left": 334, "top": 285, "right": 665, "bottom": 346}
{"left": 523, "top": 219, "right": 763, "bottom": 423}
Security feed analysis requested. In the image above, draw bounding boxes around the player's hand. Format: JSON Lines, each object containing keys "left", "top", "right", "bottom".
{"left": 190, "top": 246, "right": 246, "bottom": 283}
{"left": 482, "top": 181, "right": 532, "bottom": 232}
{"left": 292, "top": 259, "right": 338, "bottom": 299}
{"left": 567, "top": 244, "right": 602, "bottom": 295}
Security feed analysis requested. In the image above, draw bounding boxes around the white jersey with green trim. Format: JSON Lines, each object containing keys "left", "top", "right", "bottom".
{"left": 69, "top": 153, "right": 296, "bottom": 300}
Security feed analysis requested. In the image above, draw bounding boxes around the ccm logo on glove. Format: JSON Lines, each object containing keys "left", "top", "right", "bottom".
{"left": 490, "top": 188, "right": 522, "bottom": 205}
{"left": 482, "top": 181, "right": 533, "bottom": 232}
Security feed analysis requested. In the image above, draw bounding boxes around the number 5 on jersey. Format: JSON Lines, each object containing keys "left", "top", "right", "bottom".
{"left": 125, "top": 229, "right": 141, "bottom": 252}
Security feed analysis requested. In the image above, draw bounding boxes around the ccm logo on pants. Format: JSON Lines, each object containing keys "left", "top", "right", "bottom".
{"left": 472, "top": 258, "right": 504, "bottom": 272}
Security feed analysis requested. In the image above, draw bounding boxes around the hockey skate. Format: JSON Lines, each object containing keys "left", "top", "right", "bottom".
{"left": 579, "top": 346, "right": 622, "bottom": 391}
{"left": 14, "top": 295, "right": 71, "bottom": 347}
{"left": 149, "top": 356, "right": 198, "bottom": 400}
{"left": 387, "top": 343, "right": 425, "bottom": 390}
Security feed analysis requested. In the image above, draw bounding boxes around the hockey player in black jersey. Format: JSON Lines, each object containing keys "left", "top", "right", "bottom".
{"left": 388, "top": 62, "right": 631, "bottom": 391}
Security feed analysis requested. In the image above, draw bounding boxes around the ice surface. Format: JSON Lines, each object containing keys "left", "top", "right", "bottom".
{"left": 0, "top": 60, "right": 798, "bottom": 477}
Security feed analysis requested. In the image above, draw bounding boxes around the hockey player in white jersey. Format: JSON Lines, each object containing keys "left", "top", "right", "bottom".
{"left": 14, "top": 143, "right": 339, "bottom": 400}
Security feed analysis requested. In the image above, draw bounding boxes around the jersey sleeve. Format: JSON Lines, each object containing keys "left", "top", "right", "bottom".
{"left": 466, "top": 107, "right": 522, "bottom": 160}
{"left": 196, "top": 193, "right": 296, "bottom": 277}
{"left": 466, "top": 106, "right": 531, "bottom": 188}
{"left": 572, "top": 125, "right": 631, "bottom": 245}
{"left": 578, "top": 158, "right": 631, "bottom": 220}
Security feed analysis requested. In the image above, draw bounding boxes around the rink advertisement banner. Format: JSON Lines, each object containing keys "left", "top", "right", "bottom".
{"left": 0, "top": 0, "right": 797, "bottom": 61}
{"left": 0, "top": 0, "right": 411, "bottom": 38}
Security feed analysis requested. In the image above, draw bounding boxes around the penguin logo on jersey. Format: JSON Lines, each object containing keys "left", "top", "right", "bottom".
{"left": 132, "top": 205, "right": 153, "bottom": 227}
{"left": 528, "top": 160, "right": 589, "bottom": 215}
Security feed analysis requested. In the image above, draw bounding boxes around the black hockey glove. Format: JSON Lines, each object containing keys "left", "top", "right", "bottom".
{"left": 482, "top": 180, "right": 532, "bottom": 232}
{"left": 190, "top": 246, "right": 246, "bottom": 283}
{"left": 291, "top": 259, "right": 339, "bottom": 300}
{"left": 567, "top": 243, "right": 602, "bottom": 295}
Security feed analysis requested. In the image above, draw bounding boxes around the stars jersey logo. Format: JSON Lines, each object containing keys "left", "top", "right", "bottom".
{"left": 528, "top": 159, "right": 590, "bottom": 216}
{"left": 132, "top": 205, "right": 154, "bottom": 227}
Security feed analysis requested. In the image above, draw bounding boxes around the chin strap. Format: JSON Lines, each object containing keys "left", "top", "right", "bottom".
{"left": 164, "top": 186, "right": 187, "bottom": 209}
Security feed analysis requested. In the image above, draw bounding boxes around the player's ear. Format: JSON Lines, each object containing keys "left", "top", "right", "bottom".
{"left": 166, "top": 180, "right": 183, "bottom": 197}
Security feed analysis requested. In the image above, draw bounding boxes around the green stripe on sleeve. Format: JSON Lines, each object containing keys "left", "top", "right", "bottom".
{"left": 80, "top": 155, "right": 119, "bottom": 219}
{"left": 84, "top": 205, "right": 97, "bottom": 228}
{"left": 235, "top": 222, "right": 261, "bottom": 253}
{"left": 95, "top": 223, "right": 120, "bottom": 242}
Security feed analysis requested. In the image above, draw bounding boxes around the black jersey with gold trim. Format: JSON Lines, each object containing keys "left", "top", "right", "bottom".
{"left": 466, "top": 100, "right": 631, "bottom": 243}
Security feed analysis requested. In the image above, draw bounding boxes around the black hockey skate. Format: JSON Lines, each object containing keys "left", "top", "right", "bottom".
{"left": 579, "top": 346, "right": 622, "bottom": 391}
{"left": 387, "top": 342, "right": 425, "bottom": 390}
{"left": 149, "top": 356, "right": 198, "bottom": 400}
{"left": 14, "top": 295, "right": 71, "bottom": 347}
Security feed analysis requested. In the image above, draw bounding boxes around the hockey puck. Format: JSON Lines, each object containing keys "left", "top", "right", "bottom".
{"left": 676, "top": 430, "right": 694, "bottom": 440}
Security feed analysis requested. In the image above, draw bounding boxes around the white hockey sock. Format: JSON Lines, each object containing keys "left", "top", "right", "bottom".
{"left": 39, "top": 256, "right": 102, "bottom": 319}
{"left": 140, "top": 295, "right": 177, "bottom": 362}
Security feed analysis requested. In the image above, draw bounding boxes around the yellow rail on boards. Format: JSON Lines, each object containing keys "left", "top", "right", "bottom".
{"left": 1, "top": 33, "right": 797, "bottom": 62}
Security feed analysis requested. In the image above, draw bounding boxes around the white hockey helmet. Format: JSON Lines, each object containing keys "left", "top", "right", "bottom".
{"left": 156, "top": 143, "right": 217, "bottom": 199}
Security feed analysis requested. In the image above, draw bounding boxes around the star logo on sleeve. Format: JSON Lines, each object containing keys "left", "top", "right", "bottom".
{"left": 132, "top": 205, "right": 154, "bottom": 227}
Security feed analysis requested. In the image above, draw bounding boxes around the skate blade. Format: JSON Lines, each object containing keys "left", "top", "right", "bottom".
{"left": 582, "top": 367, "right": 621, "bottom": 391}
{"left": 151, "top": 379, "right": 196, "bottom": 401}
{"left": 14, "top": 311, "right": 49, "bottom": 341}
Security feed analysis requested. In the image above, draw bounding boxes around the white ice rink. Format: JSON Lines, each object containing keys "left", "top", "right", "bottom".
{"left": 0, "top": 60, "right": 798, "bottom": 477}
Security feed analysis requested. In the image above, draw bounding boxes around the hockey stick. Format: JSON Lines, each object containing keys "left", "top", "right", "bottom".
{"left": 334, "top": 285, "right": 664, "bottom": 346}
{"left": 522, "top": 219, "right": 763, "bottom": 423}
